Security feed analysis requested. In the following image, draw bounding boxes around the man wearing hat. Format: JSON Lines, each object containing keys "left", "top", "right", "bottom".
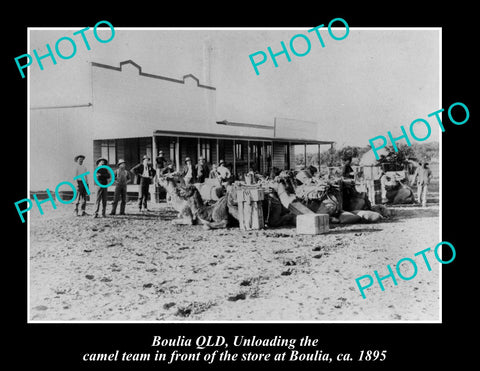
{"left": 154, "top": 150, "right": 168, "bottom": 202}
{"left": 155, "top": 150, "right": 167, "bottom": 173}
{"left": 341, "top": 156, "right": 355, "bottom": 179}
{"left": 74, "top": 154, "right": 89, "bottom": 216}
{"left": 94, "top": 157, "right": 112, "bottom": 218}
{"left": 182, "top": 157, "right": 197, "bottom": 184}
{"left": 161, "top": 162, "right": 175, "bottom": 175}
{"left": 216, "top": 160, "right": 231, "bottom": 185}
{"left": 131, "top": 155, "right": 156, "bottom": 212}
{"left": 195, "top": 156, "right": 210, "bottom": 183}
{"left": 110, "top": 159, "right": 131, "bottom": 215}
{"left": 411, "top": 159, "right": 433, "bottom": 208}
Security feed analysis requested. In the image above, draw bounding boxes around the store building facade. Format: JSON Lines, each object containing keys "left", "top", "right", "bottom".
{"left": 30, "top": 60, "right": 333, "bottom": 197}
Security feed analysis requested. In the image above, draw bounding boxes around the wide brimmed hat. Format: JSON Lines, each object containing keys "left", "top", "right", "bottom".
{"left": 142, "top": 155, "right": 150, "bottom": 160}
{"left": 96, "top": 157, "right": 108, "bottom": 165}
{"left": 219, "top": 159, "right": 225, "bottom": 165}
{"left": 185, "top": 157, "right": 192, "bottom": 163}
{"left": 158, "top": 150, "right": 164, "bottom": 155}
{"left": 117, "top": 159, "right": 126, "bottom": 166}
{"left": 74, "top": 154, "right": 85, "bottom": 162}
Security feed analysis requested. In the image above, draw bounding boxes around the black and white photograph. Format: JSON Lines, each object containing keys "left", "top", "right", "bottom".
{"left": 8, "top": 7, "right": 475, "bottom": 369}
{"left": 27, "top": 26, "right": 441, "bottom": 322}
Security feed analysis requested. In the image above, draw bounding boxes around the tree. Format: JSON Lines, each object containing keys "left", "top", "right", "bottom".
{"left": 377, "top": 144, "right": 416, "bottom": 171}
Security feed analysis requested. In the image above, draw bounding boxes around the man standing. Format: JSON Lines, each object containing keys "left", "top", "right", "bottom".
{"left": 182, "top": 157, "right": 196, "bottom": 184}
{"left": 94, "top": 157, "right": 111, "bottom": 218}
{"left": 74, "top": 154, "right": 89, "bottom": 216}
{"left": 110, "top": 159, "right": 131, "bottom": 216}
{"left": 155, "top": 150, "right": 168, "bottom": 202}
{"left": 341, "top": 157, "right": 355, "bottom": 179}
{"left": 412, "top": 161, "right": 433, "bottom": 207}
{"left": 131, "top": 155, "right": 156, "bottom": 212}
{"left": 195, "top": 156, "right": 210, "bottom": 183}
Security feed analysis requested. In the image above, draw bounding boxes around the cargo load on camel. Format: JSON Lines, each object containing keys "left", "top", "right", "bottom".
{"left": 273, "top": 169, "right": 387, "bottom": 224}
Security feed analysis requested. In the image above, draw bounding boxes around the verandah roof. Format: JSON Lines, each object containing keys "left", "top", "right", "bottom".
{"left": 153, "top": 129, "right": 334, "bottom": 145}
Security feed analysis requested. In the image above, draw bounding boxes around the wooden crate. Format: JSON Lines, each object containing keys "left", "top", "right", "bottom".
{"left": 237, "top": 187, "right": 265, "bottom": 230}
{"left": 237, "top": 186, "right": 264, "bottom": 202}
{"left": 296, "top": 214, "right": 329, "bottom": 235}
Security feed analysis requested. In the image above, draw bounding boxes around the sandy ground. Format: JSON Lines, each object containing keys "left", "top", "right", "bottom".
{"left": 29, "top": 192, "right": 440, "bottom": 322}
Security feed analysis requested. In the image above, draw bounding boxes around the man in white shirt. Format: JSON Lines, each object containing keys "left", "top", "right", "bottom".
{"left": 74, "top": 154, "right": 89, "bottom": 216}
{"left": 411, "top": 161, "right": 433, "bottom": 207}
{"left": 216, "top": 160, "right": 231, "bottom": 185}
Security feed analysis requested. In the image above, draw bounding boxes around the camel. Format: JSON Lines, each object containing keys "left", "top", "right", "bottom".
{"left": 381, "top": 173, "right": 415, "bottom": 204}
{"left": 157, "top": 173, "right": 230, "bottom": 229}
{"left": 157, "top": 173, "right": 194, "bottom": 224}
{"left": 175, "top": 185, "right": 231, "bottom": 229}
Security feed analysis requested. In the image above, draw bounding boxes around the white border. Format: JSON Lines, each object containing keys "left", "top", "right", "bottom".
{"left": 27, "top": 26, "right": 443, "bottom": 324}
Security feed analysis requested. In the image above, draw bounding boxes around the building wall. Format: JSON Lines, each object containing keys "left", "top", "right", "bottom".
{"left": 90, "top": 61, "right": 324, "bottom": 141}
{"left": 30, "top": 107, "right": 94, "bottom": 191}
{"left": 274, "top": 117, "right": 320, "bottom": 141}
{"left": 91, "top": 61, "right": 217, "bottom": 140}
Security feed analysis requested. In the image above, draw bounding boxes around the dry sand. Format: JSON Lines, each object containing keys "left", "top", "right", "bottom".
{"left": 29, "top": 194, "right": 440, "bottom": 322}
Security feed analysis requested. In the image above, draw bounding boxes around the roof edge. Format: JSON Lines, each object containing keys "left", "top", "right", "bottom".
{"left": 91, "top": 60, "right": 216, "bottom": 91}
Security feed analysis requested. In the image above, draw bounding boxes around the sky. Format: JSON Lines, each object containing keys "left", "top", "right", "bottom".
{"left": 29, "top": 26, "right": 440, "bottom": 148}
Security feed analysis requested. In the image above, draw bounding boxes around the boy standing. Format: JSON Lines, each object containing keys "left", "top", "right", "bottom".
{"left": 94, "top": 157, "right": 111, "bottom": 218}
{"left": 74, "top": 154, "right": 89, "bottom": 216}
{"left": 110, "top": 159, "right": 131, "bottom": 215}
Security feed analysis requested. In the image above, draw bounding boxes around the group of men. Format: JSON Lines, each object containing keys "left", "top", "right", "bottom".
{"left": 340, "top": 156, "right": 433, "bottom": 207}
{"left": 73, "top": 151, "right": 234, "bottom": 218}
{"left": 177, "top": 154, "right": 232, "bottom": 185}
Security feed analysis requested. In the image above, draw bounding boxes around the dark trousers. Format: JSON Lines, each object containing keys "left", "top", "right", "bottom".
{"left": 111, "top": 184, "right": 127, "bottom": 214}
{"left": 75, "top": 181, "right": 87, "bottom": 212}
{"left": 138, "top": 178, "right": 150, "bottom": 209}
{"left": 94, "top": 186, "right": 108, "bottom": 216}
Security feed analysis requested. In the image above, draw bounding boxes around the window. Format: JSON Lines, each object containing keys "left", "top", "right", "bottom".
{"left": 250, "top": 143, "right": 257, "bottom": 159}
{"left": 266, "top": 143, "right": 272, "bottom": 159}
{"left": 199, "top": 140, "right": 211, "bottom": 163}
{"left": 235, "top": 143, "right": 244, "bottom": 160}
{"left": 170, "top": 141, "right": 176, "bottom": 164}
{"left": 101, "top": 140, "right": 116, "bottom": 165}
